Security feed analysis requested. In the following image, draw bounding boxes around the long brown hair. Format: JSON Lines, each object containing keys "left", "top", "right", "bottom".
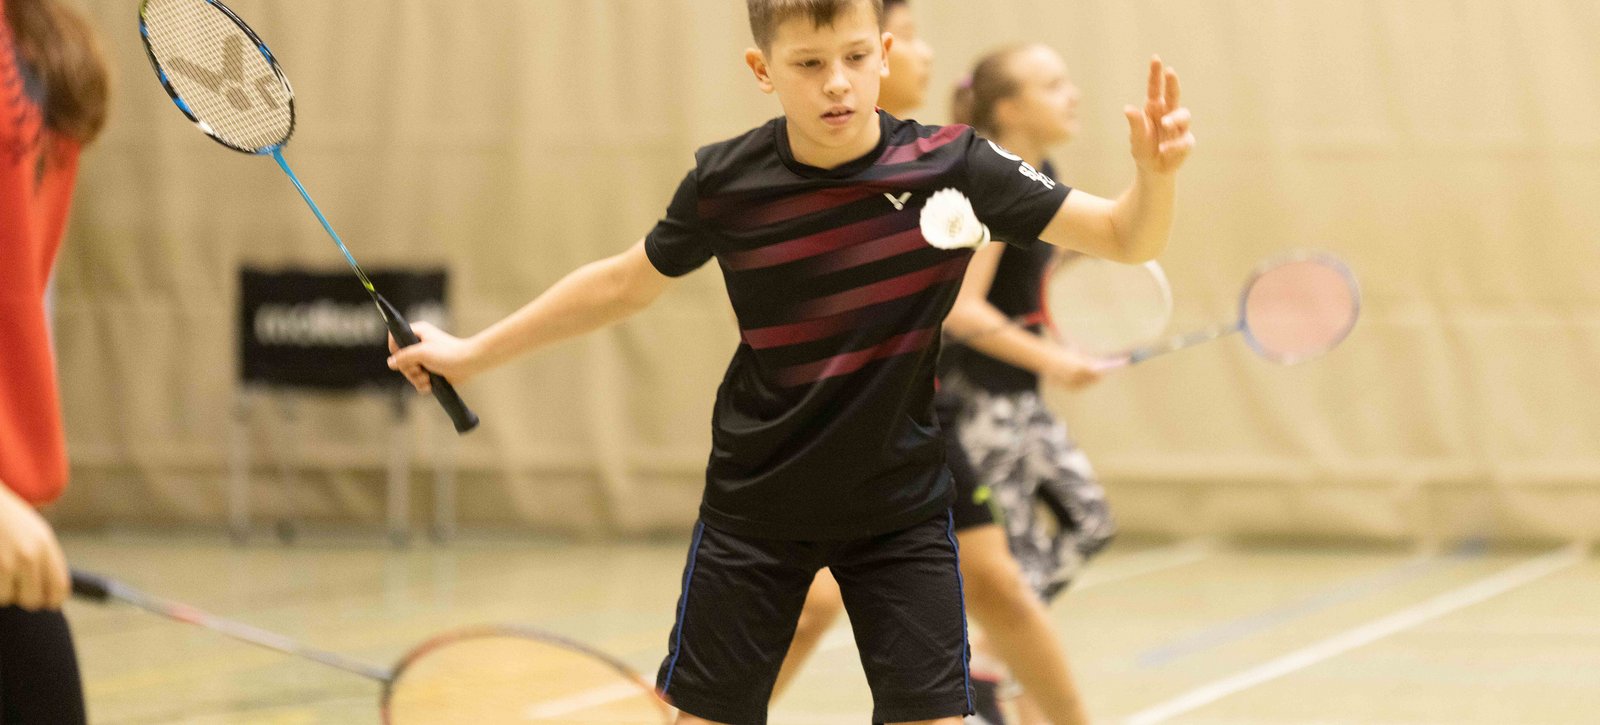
{"left": 950, "top": 44, "right": 1033, "bottom": 137}
{"left": 4, "top": 0, "right": 110, "bottom": 144}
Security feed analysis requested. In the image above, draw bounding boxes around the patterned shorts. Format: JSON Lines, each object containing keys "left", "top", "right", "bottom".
{"left": 942, "top": 376, "right": 1116, "bottom": 601}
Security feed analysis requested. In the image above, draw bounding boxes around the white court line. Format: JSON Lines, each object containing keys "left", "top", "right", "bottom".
{"left": 1123, "top": 543, "right": 1586, "bottom": 725}
{"left": 814, "top": 539, "right": 1214, "bottom": 654}
{"left": 1074, "top": 539, "right": 1215, "bottom": 592}
{"left": 522, "top": 680, "right": 656, "bottom": 720}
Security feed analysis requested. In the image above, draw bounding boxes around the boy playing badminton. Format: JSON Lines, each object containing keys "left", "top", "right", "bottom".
{"left": 389, "top": 1, "right": 1192, "bottom": 722}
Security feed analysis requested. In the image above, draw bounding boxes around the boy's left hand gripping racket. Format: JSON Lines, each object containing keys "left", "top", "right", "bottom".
{"left": 138, "top": 0, "right": 479, "bottom": 433}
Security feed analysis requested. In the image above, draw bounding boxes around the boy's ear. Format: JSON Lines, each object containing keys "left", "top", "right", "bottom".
{"left": 880, "top": 32, "right": 894, "bottom": 79}
{"left": 745, "top": 48, "right": 776, "bottom": 94}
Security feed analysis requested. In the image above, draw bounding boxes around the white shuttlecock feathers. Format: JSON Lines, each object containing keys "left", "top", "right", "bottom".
{"left": 919, "top": 188, "right": 991, "bottom": 250}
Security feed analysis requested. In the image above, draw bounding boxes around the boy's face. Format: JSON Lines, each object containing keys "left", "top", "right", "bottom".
{"left": 746, "top": 1, "right": 891, "bottom": 161}
{"left": 879, "top": 4, "right": 932, "bottom": 115}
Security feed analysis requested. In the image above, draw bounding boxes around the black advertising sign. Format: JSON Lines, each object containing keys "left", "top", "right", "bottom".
{"left": 239, "top": 269, "right": 448, "bottom": 390}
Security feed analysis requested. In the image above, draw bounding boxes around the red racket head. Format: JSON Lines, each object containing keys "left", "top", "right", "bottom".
{"left": 1239, "top": 253, "right": 1361, "bottom": 364}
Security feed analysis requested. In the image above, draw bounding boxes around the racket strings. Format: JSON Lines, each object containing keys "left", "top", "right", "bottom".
{"left": 1046, "top": 258, "right": 1173, "bottom": 356}
{"left": 385, "top": 634, "right": 668, "bottom": 724}
{"left": 1243, "top": 259, "right": 1359, "bottom": 362}
{"left": 143, "top": 0, "right": 291, "bottom": 151}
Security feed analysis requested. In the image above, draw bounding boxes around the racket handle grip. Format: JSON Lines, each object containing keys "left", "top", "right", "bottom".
{"left": 70, "top": 570, "right": 113, "bottom": 602}
{"left": 377, "top": 295, "right": 481, "bottom": 434}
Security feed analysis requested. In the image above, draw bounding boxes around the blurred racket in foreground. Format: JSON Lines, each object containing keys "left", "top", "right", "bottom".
{"left": 1034, "top": 253, "right": 1174, "bottom": 360}
{"left": 136, "top": 0, "right": 478, "bottom": 433}
{"left": 72, "top": 570, "right": 671, "bottom": 724}
{"left": 1105, "top": 252, "right": 1360, "bottom": 369}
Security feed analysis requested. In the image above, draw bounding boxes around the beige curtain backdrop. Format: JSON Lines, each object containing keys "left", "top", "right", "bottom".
{"left": 43, "top": 0, "right": 1600, "bottom": 543}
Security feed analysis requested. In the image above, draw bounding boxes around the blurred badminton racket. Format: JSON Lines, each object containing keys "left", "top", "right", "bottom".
{"left": 1032, "top": 253, "right": 1174, "bottom": 359}
{"left": 71, "top": 570, "right": 671, "bottom": 724}
{"left": 1104, "top": 252, "right": 1360, "bottom": 369}
{"left": 137, "top": 0, "right": 478, "bottom": 433}
{"left": 924, "top": 190, "right": 1173, "bottom": 360}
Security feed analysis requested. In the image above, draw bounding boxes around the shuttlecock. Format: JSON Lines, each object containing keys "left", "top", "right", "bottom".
{"left": 920, "top": 188, "right": 991, "bottom": 250}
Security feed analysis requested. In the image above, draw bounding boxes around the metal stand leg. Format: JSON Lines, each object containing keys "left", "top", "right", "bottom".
{"left": 273, "top": 394, "right": 300, "bottom": 545}
{"left": 431, "top": 420, "right": 458, "bottom": 544}
{"left": 387, "top": 391, "right": 413, "bottom": 548}
{"left": 228, "top": 391, "right": 253, "bottom": 545}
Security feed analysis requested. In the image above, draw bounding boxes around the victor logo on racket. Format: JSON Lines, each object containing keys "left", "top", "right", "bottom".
{"left": 137, "top": 0, "right": 479, "bottom": 433}
{"left": 166, "top": 35, "right": 283, "bottom": 112}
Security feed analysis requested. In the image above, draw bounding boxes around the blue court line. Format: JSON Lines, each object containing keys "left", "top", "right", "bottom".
{"left": 1136, "top": 541, "right": 1486, "bottom": 668}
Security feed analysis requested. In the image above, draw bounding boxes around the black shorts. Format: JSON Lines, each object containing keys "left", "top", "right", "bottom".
{"left": 939, "top": 391, "right": 997, "bottom": 533}
{"left": 0, "top": 606, "right": 88, "bottom": 725}
{"left": 656, "top": 512, "right": 973, "bottom": 724}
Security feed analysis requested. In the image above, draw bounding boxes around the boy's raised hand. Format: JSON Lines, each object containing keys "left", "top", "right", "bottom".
{"left": 1124, "top": 56, "right": 1194, "bottom": 176}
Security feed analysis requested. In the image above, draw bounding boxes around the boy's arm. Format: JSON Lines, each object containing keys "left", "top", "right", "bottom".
{"left": 1037, "top": 57, "right": 1193, "bottom": 264}
{"left": 388, "top": 239, "right": 671, "bottom": 392}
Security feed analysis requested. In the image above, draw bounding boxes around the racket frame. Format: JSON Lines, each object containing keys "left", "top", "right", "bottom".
{"left": 136, "top": 0, "right": 479, "bottom": 433}
{"left": 381, "top": 624, "right": 671, "bottom": 724}
{"left": 136, "top": 0, "right": 296, "bottom": 156}
{"left": 1120, "top": 250, "right": 1361, "bottom": 367}
{"left": 72, "top": 570, "right": 672, "bottom": 723}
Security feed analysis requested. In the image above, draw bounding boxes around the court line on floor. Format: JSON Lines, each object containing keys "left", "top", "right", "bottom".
{"left": 539, "top": 540, "right": 1220, "bottom": 718}
{"left": 1074, "top": 539, "right": 1216, "bottom": 592}
{"left": 1135, "top": 547, "right": 1475, "bottom": 668}
{"left": 813, "top": 539, "right": 1216, "bottom": 654}
{"left": 523, "top": 681, "right": 659, "bottom": 719}
{"left": 1122, "top": 543, "right": 1585, "bottom": 725}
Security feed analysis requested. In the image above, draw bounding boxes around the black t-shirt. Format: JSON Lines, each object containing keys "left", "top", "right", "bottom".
{"left": 938, "top": 163, "right": 1061, "bottom": 394}
{"left": 645, "top": 113, "right": 1070, "bottom": 540}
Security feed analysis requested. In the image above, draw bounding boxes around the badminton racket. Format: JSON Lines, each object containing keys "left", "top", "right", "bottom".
{"left": 137, "top": 0, "right": 478, "bottom": 433}
{"left": 923, "top": 190, "right": 1173, "bottom": 361}
{"left": 1105, "top": 252, "right": 1360, "bottom": 368}
{"left": 1032, "top": 253, "right": 1173, "bottom": 359}
{"left": 71, "top": 570, "right": 671, "bottom": 724}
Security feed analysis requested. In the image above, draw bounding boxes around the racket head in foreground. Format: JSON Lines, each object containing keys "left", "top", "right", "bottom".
{"left": 1238, "top": 252, "right": 1361, "bottom": 364}
{"left": 138, "top": 0, "right": 294, "bottom": 154}
{"left": 382, "top": 626, "right": 672, "bottom": 725}
{"left": 1043, "top": 254, "right": 1174, "bottom": 358}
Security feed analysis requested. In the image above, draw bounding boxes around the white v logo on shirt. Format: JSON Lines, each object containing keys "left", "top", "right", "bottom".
{"left": 884, "top": 192, "right": 912, "bottom": 211}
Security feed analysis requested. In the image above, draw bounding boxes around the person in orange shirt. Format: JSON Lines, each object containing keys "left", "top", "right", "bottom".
{"left": 0, "top": 1, "right": 109, "bottom": 721}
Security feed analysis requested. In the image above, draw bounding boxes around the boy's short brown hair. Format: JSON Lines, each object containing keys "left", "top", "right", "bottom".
{"left": 747, "top": 0, "right": 884, "bottom": 50}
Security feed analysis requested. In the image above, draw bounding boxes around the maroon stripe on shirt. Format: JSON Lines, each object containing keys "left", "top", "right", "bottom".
{"left": 776, "top": 327, "right": 939, "bottom": 387}
{"left": 742, "top": 307, "right": 865, "bottom": 349}
{"left": 877, "top": 124, "right": 966, "bottom": 166}
{"left": 700, "top": 168, "right": 942, "bottom": 230}
{"left": 724, "top": 214, "right": 912, "bottom": 271}
{"left": 809, "top": 228, "right": 929, "bottom": 275}
{"left": 792, "top": 255, "right": 968, "bottom": 321}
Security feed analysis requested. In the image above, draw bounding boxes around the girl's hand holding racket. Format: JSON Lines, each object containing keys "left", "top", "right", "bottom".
{"left": 1124, "top": 56, "right": 1194, "bottom": 176}
{"left": 1043, "top": 348, "right": 1104, "bottom": 392}
{"left": 387, "top": 323, "right": 481, "bottom": 394}
{"left": 0, "top": 484, "right": 69, "bottom": 611}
